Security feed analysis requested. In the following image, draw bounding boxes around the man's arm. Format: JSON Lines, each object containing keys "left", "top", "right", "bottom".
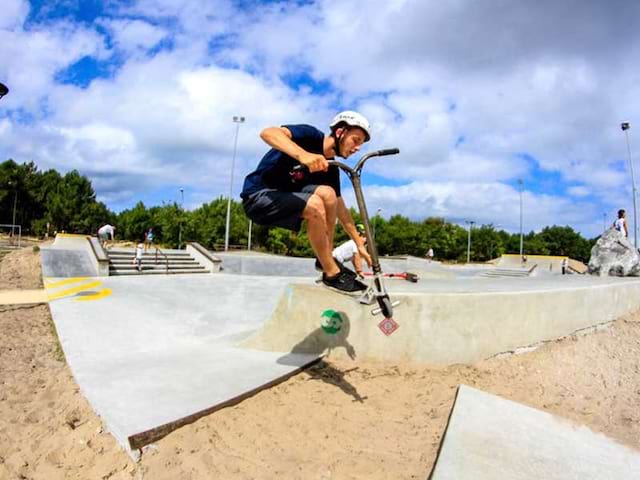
{"left": 351, "top": 252, "right": 364, "bottom": 276}
{"left": 260, "top": 127, "right": 328, "bottom": 172}
{"left": 336, "top": 198, "right": 372, "bottom": 267}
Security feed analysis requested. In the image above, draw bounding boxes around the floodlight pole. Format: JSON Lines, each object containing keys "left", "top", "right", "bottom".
{"left": 12, "top": 189, "right": 17, "bottom": 238}
{"left": 465, "top": 220, "right": 475, "bottom": 263}
{"left": 225, "top": 116, "right": 245, "bottom": 252}
{"left": 518, "top": 179, "right": 524, "bottom": 259}
{"left": 248, "top": 220, "right": 252, "bottom": 251}
{"left": 373, "top": 208, "right": 382, "bottom": 239}
{"left": 622, "top": 122, "right": 637, "bottom": 249}
{"left": 178, "top": 188, "right": 184, "bottom": 249}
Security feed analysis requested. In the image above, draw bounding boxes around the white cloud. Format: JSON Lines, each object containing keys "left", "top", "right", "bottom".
{"left": 2, "top": 0, "right": 640, "bottom": 237}
{"left": 567, "top": 185, "right": 590, "bottom": 198}
{"left": 0, "top": 0, "right": 29, "bottom": 30}
{"left": 98, "top": 18, "right": 168, "bottom": 56}
{"left": 340, "top": 179, "right": 595, "bottom": 234}
{"left": 0, "top": 11, "right": 106, "bottom": 111}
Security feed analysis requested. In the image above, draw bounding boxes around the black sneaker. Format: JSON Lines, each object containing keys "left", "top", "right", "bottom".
{"left": 322, "top": 269, "right": 367, "bottom": 295}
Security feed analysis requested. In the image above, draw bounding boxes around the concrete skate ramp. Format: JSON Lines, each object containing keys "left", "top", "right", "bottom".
{"left": 429, "top": 385, "right": 640, "bottom": 479}
{"left": 242, "top": 277, "right": 640, "bottom": 364}
{"left": 498, "top": 254, "right": 566, "bottom": 273}
{"left": 46, "top": 273, "right": 320, "bottom": 456}
{"left": 215, "top": 252, "right": 455, "bottom": 279}
{"left": 41, "top": 234, "right": 98, "bottom": 277}
{"left": 215, "top": 252, "right": 317, "bottom": 276}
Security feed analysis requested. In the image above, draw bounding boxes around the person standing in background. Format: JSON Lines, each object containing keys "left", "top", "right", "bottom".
{"left": 612, "top": 209, "right": 628, "bottom": 237}
{"left": 98, "top": 224, "right": 115, "bottom": 250}
{"left": 426, "top": 247, "right": 434, "bottom": 262}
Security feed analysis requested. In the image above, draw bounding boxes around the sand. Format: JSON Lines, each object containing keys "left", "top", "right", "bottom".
{"left": 1, "top": 246, "right": 639, "bottom": 479}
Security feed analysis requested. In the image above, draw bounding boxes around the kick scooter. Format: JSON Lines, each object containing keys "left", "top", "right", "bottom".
{"left": 293, "top": 148, "right": 402, "bottom": 332}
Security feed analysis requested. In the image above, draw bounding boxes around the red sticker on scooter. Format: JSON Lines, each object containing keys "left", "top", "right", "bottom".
{"left": 378, "top": 317, "right": 399, "bottom": 336}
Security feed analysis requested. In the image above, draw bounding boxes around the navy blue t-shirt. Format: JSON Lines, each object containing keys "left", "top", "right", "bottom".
{"left": 241, "top": 124, "right": 341, "bottom": 199}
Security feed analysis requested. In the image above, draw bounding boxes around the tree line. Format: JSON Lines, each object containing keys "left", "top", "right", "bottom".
{"left": 1, "top": 159, "right": 596, "bottom": 262}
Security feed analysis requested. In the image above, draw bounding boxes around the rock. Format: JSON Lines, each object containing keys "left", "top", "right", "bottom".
{"left": 588, "top": 229, "right": 640, "bottom": 276}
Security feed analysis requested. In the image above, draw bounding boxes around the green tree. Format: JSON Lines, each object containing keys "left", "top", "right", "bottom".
{"left": 471, "top": 224, "right": 505, "bottom": 261}
{"left": 46, "top": 170, "right": 104, "bottom": 234}
{"left": 117, "top": 202, "right": 152, "bottom": 242}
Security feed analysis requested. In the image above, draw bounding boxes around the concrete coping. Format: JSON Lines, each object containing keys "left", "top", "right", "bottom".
{"left": 88, "top": 236, "right": 109, "bottom": 262}
{"left": 87, "top": 236, "right": 110, "bottom": 276}
{"left": 186, "top": 242, "right": 222, "bottom": 273}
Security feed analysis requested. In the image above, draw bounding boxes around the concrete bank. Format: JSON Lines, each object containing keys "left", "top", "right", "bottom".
{"left": 241, "top": 277, "right": 640, "bottom": 364}
{"left": 429, "top": 385, "right": 640, "bottom": 479}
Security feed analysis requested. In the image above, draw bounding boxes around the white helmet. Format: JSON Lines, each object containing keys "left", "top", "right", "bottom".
{"left": 329, "top": 111, "right": 371, "bottom": 142}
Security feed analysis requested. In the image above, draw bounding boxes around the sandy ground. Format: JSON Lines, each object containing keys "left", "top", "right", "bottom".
{"left": 1, "top": 247, "right": 639, "bottom": 479}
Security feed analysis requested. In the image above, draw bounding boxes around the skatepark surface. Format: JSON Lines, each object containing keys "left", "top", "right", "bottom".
{"left": 429, "top": 385, "right": 640, "bottom": 479}
{"left": 39, "top": 239, "right": 640, "bottom": 462}
{"left": 45, "top": 273, "right": 320, "bottom": 454}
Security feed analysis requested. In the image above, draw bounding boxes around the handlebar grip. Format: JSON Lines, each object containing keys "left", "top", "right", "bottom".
{"left": 377, "top": 148, "right": 400, "bottom": 156}
{"left": 290, "top": 164, "right": 309, "bottom": 183}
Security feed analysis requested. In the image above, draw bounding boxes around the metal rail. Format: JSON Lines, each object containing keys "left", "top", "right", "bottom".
{"left": 154, "top": 247, "right": 169, "bottom": 274}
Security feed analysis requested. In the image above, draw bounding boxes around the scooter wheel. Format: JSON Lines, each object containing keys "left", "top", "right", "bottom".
{"left": 378, "top": 296, "right": 393, "bottom": 319}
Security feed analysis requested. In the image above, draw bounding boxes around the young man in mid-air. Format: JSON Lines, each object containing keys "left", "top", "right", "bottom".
{"left": 241, "top": 111, "right": 372, "bottom": 295}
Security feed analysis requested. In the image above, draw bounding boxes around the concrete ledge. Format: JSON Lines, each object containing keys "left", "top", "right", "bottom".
{"left": 241, "top": 280, "right": 640, "bottom": 364}
{"left": 88, "top": 236, "right": 110, "bottom": 276}
{"left": 186, "top": 242, "right": 221, "bottom": 273}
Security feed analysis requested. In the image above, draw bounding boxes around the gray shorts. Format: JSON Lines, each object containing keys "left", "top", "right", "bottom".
{"left": 242, "top": 185, "right": 319, "bottom": 231}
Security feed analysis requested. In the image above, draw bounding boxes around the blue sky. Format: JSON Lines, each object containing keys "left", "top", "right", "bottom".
{"left": 1, "top": 0, "right": 640, "bottom": 239}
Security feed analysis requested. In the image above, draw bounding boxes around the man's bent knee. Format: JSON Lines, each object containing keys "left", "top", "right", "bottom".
{"left": 313, "top": 185, "right": 337, "bottom": 204}
{"left": 303, "top": 194, "right": 327, "bottom": 221}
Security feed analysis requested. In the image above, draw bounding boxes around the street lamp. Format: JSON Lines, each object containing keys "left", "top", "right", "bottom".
{"left": 603, "top": 212, "right": 607, "bottom": 232}
{"left": 7, "top": 180, "right": 17, "bottom": 240}
{"left": 248, "top": 220, "right": 252, "bottom": 251}
{"left": 489, "top": 223, "right": 502, "bottom": 260}
{"left": 178, "top": 188, "right": 184, "bottom": 249}
{"left": 465, "top": 220, "right": 475, "bottom": 263}
{"left": 373, "top": 208, "right": 382, "bottom": 239}
{"left": 622, "top": 122, "right": 637, "bottom": 248}
{"left": 518, "top": 179, "right": 524, "bottom": 259}
{"left": 0, "top": 82, "right": 8, "bottom": 100}
{"left": 224, "top": 115, "right": 245, "bottom": 252}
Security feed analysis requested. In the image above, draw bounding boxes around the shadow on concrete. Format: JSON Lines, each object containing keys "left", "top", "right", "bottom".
{"left": 277, "top": 310, "right": 356, "bottom": 362}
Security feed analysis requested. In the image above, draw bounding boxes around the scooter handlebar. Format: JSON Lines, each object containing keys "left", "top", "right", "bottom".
{"left": 375, "top": 148, "right": 400, "bottom": 156}
{"left": 290, "top": 147, "right": 400, "bottom": 180}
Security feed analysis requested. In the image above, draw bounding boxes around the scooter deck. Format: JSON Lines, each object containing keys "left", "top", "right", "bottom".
{"left": 314, "top": 276, "right": 377, "bottom": 304}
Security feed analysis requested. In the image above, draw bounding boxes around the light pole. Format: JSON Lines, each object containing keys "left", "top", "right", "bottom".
{"left": 7, "top": 180, "right": 17, "bottom": 239}
{"left": 373, "top": 208, "right": 382, "bottom": 239}
{"left": 622, "top": 122, "right": 637, "bottom": 248}
{"left": 465, "top": 220, "right": 475, "bottom": 263}
{"left": 0, "top": 82, "right": 8, "bottom": 100}
{"left": 248, "top": 220, "right": 252, "bottom": 251}
{"left": 518, "top": 179, "right": 524, "bottom": 259}
{"left": 225, "top": 116, "right": 245, "bottom": 252}
{"left": 603, "top": 212, "right": 607, "bottom": 232}
{"left": 178, "top": 188, "right": 184, "bottom": 249}
{"left": 489, "top": 223, "right": 502, "bottom": 260}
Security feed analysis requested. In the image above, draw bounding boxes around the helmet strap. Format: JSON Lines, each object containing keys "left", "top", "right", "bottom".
{"left": 331, "top": 125, "right": 347, "bottom": 158}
